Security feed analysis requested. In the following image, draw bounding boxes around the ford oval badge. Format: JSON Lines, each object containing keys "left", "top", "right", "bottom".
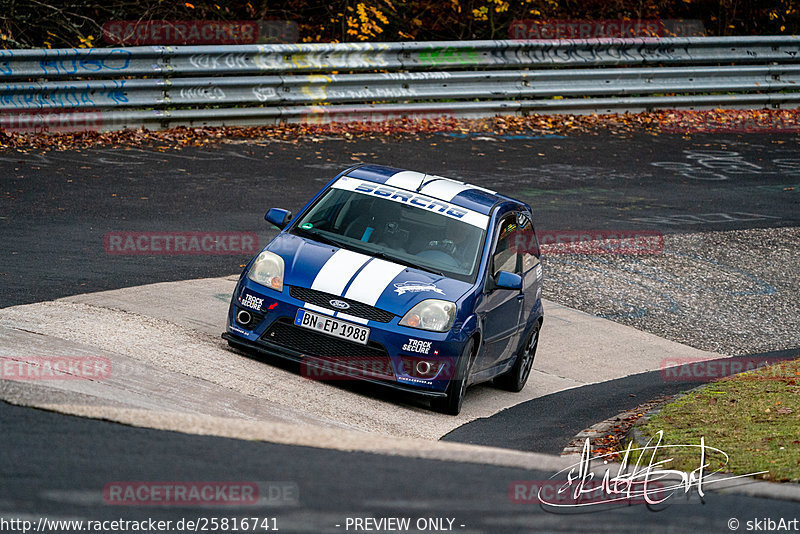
{"left": 330, "top": 299, "right": 350, "bottom": 310}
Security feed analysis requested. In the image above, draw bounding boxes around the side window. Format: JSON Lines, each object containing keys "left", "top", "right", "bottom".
{"left": 491, "top": 216, "right": 521, "bottom": 277}
{"left": 515, "top": 212, "right": 540, "bottom": 272}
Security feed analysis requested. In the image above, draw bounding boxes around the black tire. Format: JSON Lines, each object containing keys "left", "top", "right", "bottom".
{"left": 494, "top": 322, "right": 540, "bottom": 392}
{"left": 431, "top": 338, "right": 475, "bottom": 416}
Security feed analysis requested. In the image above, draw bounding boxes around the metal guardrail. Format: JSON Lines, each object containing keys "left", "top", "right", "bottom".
{"left": 1, "top": 36, "right": 799, "bottom": 131}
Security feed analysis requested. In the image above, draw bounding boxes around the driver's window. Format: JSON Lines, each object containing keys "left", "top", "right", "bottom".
{"left": 492, "top": 215, "right": 521, "bottom": 277}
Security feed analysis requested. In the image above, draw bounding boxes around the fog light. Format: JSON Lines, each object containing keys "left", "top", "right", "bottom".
{"left": 236, "top": 309, "right": 252, "bottom": 326}
{"left": 416, "top": 360, "right": 432, "bottom": 375}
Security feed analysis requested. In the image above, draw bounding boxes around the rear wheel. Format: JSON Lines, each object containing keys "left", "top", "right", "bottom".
{"left": 494, "top": 322, "right": 540, "bottom": 392}
{"left": 432, "top": 338, "right": 475, "bottom": 416}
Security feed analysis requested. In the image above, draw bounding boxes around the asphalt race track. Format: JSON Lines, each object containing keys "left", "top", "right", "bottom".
{"left": 2, "top": 131, "right": 799, "bottom": 532}
{"left": 3, "top": 402, "right": 800, "bottom": 534}
{"left": 3, "top": 132, "right": 799, "bottom": 308}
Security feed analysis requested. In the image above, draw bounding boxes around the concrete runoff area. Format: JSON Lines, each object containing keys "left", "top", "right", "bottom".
{"left": 1, "top": 275, "right": 721, "bottom": 441}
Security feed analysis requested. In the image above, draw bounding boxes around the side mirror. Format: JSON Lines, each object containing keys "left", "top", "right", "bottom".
{"left": 265, "top": 208, "right": 292, "bottom": 229}
{"left": 495, "top": 270, "right": 522, "bottom": 290}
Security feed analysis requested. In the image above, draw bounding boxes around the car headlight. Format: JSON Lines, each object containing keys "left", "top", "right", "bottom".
{"left": 399, "top": 299, "right": 456, "bottom": 332}
{"left": 247, "top": 251, "right": 284, "bottom": 291}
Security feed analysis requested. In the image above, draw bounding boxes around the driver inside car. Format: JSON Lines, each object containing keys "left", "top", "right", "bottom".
{"left": 427, "top": 220, "right": 473, "bottom": 270}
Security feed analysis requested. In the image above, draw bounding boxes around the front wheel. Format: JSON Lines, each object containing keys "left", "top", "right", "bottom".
{"left": 494, "top": 322, "right": 540, "bottom": 392}
{"left": 431, "top": 338, "right": 475, "bottom": 416}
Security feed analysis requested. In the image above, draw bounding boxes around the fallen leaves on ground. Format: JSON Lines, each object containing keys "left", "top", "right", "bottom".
{"left": 0, "top": 109, "right": 798, "bottom": 153}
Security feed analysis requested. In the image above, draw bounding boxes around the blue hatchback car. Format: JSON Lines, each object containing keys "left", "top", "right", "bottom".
{"left": 223, "top": 164, "right": 543, "bottom": 414}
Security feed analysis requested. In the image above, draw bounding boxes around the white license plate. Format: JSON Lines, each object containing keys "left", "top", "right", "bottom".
{"left": 294, "top": 309, "right": 370, "bottom": 345}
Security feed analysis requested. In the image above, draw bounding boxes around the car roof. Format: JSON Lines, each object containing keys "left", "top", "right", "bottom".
{"left": 344, "top": 164, "right": 517, "bottom": 216}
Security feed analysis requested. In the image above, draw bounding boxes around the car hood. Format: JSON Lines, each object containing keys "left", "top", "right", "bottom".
{"left": 266, "top": 233, "right": 474, "bottom": 316}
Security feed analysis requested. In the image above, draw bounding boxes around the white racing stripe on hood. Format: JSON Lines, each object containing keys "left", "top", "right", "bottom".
{"left": 344, "top": 259, "right": 406, "bottom": 306}
{"left": 311, "top": 249, "right": 371, "bottom": 296}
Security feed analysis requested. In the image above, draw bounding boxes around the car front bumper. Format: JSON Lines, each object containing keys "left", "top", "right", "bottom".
{"left": 223, "top": 278, "right": 469, "bottom": 395}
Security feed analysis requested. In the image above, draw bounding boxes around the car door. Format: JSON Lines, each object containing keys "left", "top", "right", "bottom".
{"left": 474, "top": 213, "right": 524, "bottom": 371}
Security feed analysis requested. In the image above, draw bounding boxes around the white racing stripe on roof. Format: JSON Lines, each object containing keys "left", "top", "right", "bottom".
{"left": 311, "top": 249, "right": 371, "bottom": 296}
{"left": 420, "top": 177, "right": 497, "bottom": 200}
{"left": 344, "top": 259, "right": 406, "bottom": 306}
{"left": 385, "top": 170, "right": 425, "bottom": 190}
{"left": 418, "top": 179, "right": 471, "bottom": 201}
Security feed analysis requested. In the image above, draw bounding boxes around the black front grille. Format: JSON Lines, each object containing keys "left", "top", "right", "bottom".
{"left": 289, "top": 286, "right": 395, "bottom": 323}
{"left": 262, "top": 320, "right": 389, "bottom": 358}
{"left": 261, "top": 320, "right": 395, "bottom": 380}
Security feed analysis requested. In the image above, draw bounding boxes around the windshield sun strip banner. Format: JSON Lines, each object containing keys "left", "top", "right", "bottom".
{"left": 334, "top": 176, "right": 490, "bottom": 228}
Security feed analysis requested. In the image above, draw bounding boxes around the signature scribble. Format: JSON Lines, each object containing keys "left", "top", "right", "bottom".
{"left": 540, "top": 430, "right": 767, "bottom": 508}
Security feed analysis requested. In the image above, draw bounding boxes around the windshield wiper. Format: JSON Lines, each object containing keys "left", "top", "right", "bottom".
{"left": 295, "top": 227, "right": 348, "bottom": 249}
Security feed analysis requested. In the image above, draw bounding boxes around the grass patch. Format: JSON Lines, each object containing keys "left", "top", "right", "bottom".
{"left": 638, "top": 358, "right": 800, "bottom": 482}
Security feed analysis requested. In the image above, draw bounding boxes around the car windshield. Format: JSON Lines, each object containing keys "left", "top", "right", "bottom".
{"left": 290, "top": 182, "right": 488, "bottom": 282}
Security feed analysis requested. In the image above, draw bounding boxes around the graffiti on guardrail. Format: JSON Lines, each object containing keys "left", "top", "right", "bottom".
{"left": 383, "top": 71, "right": 452, "bottom": 81}
{"left": 177, "top": 86, "right": 226, "bottom": 101}
{"left": 38, "top": 49, "right": 133, "bottom": 76}
{"left": 0, "top": 37, "right": 798, "bottom": 131}
{"left": 1, "top": 80, "right": 128, "bottom": 109}
{"left": 188, "top": 53, "right": 252, "bottom": 71}
{"left": 419, "top": 47, "right": 480, "bottom": 66}
{"left": 252, "top": 86, "right": 278, "bottom": 102}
